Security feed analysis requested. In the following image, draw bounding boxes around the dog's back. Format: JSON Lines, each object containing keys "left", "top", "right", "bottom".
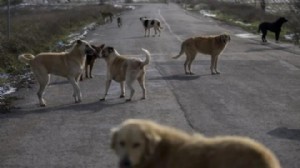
{"left": 258, "top": 17, "right": 288, "bottom": 33}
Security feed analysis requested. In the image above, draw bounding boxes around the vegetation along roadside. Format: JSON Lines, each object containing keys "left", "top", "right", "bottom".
{"left": 0, "top": 3, "right": 124, "bottom": 112}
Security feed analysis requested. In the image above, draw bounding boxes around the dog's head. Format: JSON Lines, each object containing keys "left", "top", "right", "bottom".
{"left": 218, "top": 34, "right": 231, "bottom": 44}
{"left": 277, "top": 17, "right": 288, "bottom": 24}
{"left": 75, "top": 40, "right": 96, "bottom": 56}
{"left": 85, "top": 44, "right": 105, "bottom": 58}
{"left": 100, "top": 46, "right": 118, "bottom": 59}
{"left": 140, "top": 17, "right": 147, "bottom": 21}
{"left": 111, "top": 119, "right": 162, "bottom": 168}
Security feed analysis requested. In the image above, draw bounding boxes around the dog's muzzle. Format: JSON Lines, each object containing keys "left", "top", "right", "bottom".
{"left": 119, "top": 157, "right": 131, "bottom": 168}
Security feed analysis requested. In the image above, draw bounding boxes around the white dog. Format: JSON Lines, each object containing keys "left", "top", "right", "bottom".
{"left": 99, "top": 46, "right": 151, "bottom": 101}
{"left": 140, "top": 17, "right": 163, "bottom": 37}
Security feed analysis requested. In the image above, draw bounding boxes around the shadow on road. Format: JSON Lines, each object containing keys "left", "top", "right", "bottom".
{"left": 148, "top": 74, "right": 205, "bottom": 81}
{"left": 267, "top": 127, "right": 300, "bottom": 142}
{"left": 1, "top": 100, "right": 126, "bottom": 119}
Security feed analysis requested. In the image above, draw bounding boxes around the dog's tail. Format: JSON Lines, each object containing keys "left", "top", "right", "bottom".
{"left": 18, "top": 54, "right": 35, "bottom": 64}
{"left": 172, "top": 42, "right": 185, "bottom": 59}
{"left": 141, "top": 48, "right": 151, "bottom": 66}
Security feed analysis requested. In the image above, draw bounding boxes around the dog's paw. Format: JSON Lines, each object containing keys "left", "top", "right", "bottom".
{"left": 125, "top": 99, "right": 131, "bottom": 102}
{"left": 40, "top": 103, "right": 46, "bottom": 107}
{"left": 100, "top": 98, "right": 106, "bottom": 101}
{"left": 120, "top": 95, "right": 125, "bottom": 98}
{"left": 75, "top": 100, "right": 81, "bottom": 104}
{"left": 141, "top": 97, "right": 146, "bottom": 100}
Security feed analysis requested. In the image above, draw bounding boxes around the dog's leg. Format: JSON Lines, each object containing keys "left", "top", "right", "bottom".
{"left": 125, "top": 73, "right": 136, "bottom": 101}
{"left": 210, "top": 55, "right": 217, "bottom": 75}
{"left": 68, "top": 77, "right": 82, "bottom": 103}
{"left": 153, "top": 28, "right": 157, "bottom": 37}
{"left": 137, "top": 73, "right": 146, "bottom": 100}
{"left": 100, "top": 79, "right": 112, "bottom": 101}
{"left": 126, "top": 82, "right": 135, "bottom": 102}
{"left": 89, "top": 60, "right": 95, "bottom": 78}
{"left": 186, "top": 50, "right": 196, "bottom": 75}
{"left": 215, "top": 55, "right": 221, "bottom": 74}
{"left": 36, "top": 74, "right": 50, "bottom": 107}
{"left": 120, "top": 82, "right": 125, "bottom": 98}
{"left": 210, "top": 54, "right": 220, "bottom": 75}
{"left": 262, "top": 30, "right": 268, "bottom": 42}
{"left": 144, "top": 28, "right": 147, "bottom": 37}
{"left": 187, "top": 54, "right": 196, "bottom": 75}
{"left": 275, "top": 31, "right": 280, "bottom": 43}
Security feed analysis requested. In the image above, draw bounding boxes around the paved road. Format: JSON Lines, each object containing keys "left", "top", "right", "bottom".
{"left": 1, "top": 3, "right": 300, "bottom": 168}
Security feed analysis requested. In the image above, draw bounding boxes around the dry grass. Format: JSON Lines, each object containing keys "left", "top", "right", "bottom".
{"left": 0, "top": 4, "right": 121, "bottom": 74}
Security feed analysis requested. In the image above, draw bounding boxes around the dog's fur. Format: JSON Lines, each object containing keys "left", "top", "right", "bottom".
{"left": 140, "top": 17, "right": 163, "bottom": 37}
{"left": 18, "top": 40, "right": 95, "bottom": 107}
{"left": 99, "top": 46, "right": 151, "bottom": 101}
{"left": 111, "top": 119, "right": 281, "bottom": 168}
{"left": 80, "top": 44, "right": 105, "bottom": 80}
{"left": 173, "top": 34, "right": 230, "bottom": 75}
{"left": 258, "top": 17, "right": 288, "bottom": 43}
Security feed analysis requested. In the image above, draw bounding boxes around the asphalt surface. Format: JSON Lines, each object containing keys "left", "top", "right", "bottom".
{"left": 1, "top": 3, "right": 300, "bottom": 168}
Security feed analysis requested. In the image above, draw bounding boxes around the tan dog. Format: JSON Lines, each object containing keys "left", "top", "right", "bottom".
{"left": 18, "top": 40, "right": 95, "bottom": 107}
{"left": 99, "top": 46, "right": 151, "bottom": 101}
{"left": 173, "top": 34, "right": 230, "bottom": 75}
{"left": 111, "top": 119, "right": 281, "bottom": 168}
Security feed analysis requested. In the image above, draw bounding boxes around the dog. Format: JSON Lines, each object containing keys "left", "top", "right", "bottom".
{"left": 117, "top": 16, "right": 122, "bottom": 28}
{"left": 173, "top": 34, "right": 230, "bottom": 75}
{"left": 140, "top": 17, "right": 163, "bottom": 37}
{"left": 99, "top": 46, "right": 151, "bottom": 101}
{"left": 18, "top": 40, "right": 95, "bottom": 107}
{"left": 102, "top": 12, "right": 113, "bottom": 23}
{"left": 258, "top": 17, "right": 288, "bottom": 43}
{"left": 111, "top": 119, "right": 281, "bottom": 168}
{"left": 80, "top": 44, "right": 105, "bottom": 80}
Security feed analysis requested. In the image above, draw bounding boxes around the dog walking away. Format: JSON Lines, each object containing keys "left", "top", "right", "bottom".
{"left": 80, "top": 44, "right": 105, "bottom": 80}
{"left": 258, "top": 17, "right": 288, "bottom": 43}
{"left": 173, "top": 34, "right": 230, "bottom": 75}
{"left": 99, "top": 46, "right": 151, "bottom": 101}
{"left": 18, "top": 40, "right": 95, "bottom": 107}
{"left": 111, "top": 119, "right": 281, "bottom": 168}
{"left": 140, "top": 17, "right": 163, "bottom": 37}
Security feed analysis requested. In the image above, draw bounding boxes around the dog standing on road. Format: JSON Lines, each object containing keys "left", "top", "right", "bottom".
{"left": 258, "top": 17, "right": 288, "bottom": 43}
{"left": 18, "top": 40, "right": 95, "bottom": 107}
{"left": 140, "top": 17, "right": 163, "bottom": 37}
{"left": 111, "top": 119, "right": 281, "bottom": 168}
{"left": 100, "top": 46, "right": 151, "bottom": 101}
{"left": 117, "top": 16, "right": 122, "bottom": 28}
{"left": 173, "top": 34, "right": 230, "bottom": 75}
{"left": 81, "top": 44, "right": 105, "bottom": 80}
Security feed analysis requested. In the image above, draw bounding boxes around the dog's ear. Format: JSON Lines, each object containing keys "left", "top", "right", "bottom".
{"left": 76, "top": 40, "right": 82, "bottom": 45}
{"left": 144, "top": 128, "right": 161, "bottom": 156}
{"left": 110, "top": 127, "right": 120, "bottom": 150}
{"left": 99, "top": 44, "right": 105, "bottom": 50}
{"left": 108, "top": 47, "right": 114, "bottom": 53}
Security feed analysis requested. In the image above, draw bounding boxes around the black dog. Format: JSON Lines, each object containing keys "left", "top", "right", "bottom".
{"left": 258, "top": 17, "right": 288, "bottom": 43}
{"left": 80, "top": 44, "right": 104, "bottom": 81}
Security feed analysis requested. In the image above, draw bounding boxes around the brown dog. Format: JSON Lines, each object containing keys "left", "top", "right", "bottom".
{"left": 173, "top": 34, "right": 230, "bottom": 75}
{"left": 80, "top": 44, "right": 105, "bottom": 80}
{"left": 99, "top": 46, "right": 151, "bottom": 101}
{"left": 18, "top": 40, "right": 95, "bottom": 107}
{"left": 111, "top": 119, "right": 281, "bottom": 168}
